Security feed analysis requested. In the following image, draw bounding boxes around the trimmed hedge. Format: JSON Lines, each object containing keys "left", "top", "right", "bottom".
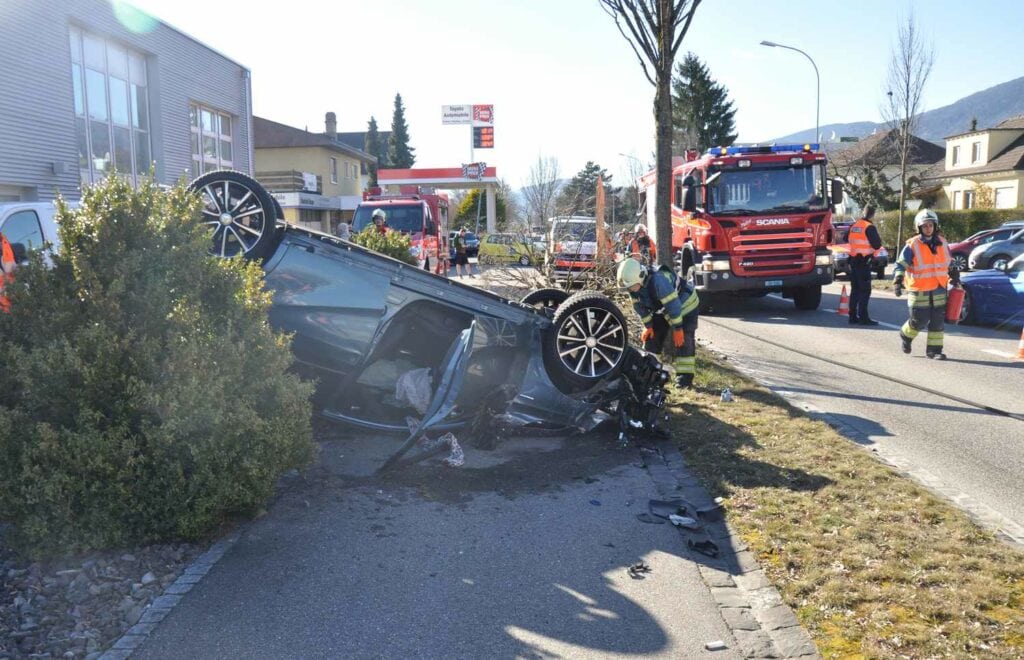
{"left": 351, "top": 225, "right": 418, "bottom": 265}
{"left": 0, "top": 176, "right": 315, "bottom": 557}
{"left": 875, "top": 208, "right": 1023, "bottom": 250}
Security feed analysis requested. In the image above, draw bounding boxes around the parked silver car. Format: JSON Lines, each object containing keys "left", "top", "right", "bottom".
{"left": 968, "top": 227, "right": 1024, "bottom": 271}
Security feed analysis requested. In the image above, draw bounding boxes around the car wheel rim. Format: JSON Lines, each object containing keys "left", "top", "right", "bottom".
{"left": 555, "top": 306, "right": 626, "bottom": 378}
{"left": 199, "top": 179, "right": 269, "bottom": 257}
{"left": 953, "top": 255, "right": 967, "bottom": 270}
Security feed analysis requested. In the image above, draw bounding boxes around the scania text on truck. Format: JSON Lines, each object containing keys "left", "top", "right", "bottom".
{"left": 638, "top": 144, "right": 842, "bottom": 310}
{"left": 353, "top": 186, "right": 450, "bottom": 273}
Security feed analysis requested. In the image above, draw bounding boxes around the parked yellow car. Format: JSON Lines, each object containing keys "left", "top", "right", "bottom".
{"left": 478, "top": 233, "right": 539, "bottom": 266}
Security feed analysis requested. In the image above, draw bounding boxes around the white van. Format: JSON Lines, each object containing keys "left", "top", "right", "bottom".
{"left": 0, "top": 201, "right": 63, "bottom": 264}
{"left": 546, "top": 216, "right": 597, "bottom": 281}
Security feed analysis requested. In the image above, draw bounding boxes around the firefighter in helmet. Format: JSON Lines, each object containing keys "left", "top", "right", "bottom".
{"left": 371, "top": 208, "right": 388, "bottom": 234}
{"left": 616, "top": 256, "right": 699, "bottom": 388}
{"left": 892, "top": 209, "right": 960, "bottom": 359}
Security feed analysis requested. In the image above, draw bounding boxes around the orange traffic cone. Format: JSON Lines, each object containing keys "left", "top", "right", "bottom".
{"left": 837, "top": 285, "right": 850, "bottom": 316}
{"left": 1016, "top": 327, "right": 1024, "bottom": 360}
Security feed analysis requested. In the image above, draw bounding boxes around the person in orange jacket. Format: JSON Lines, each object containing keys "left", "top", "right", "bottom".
{"left": 892, "top": 209, "right": 961, "bottom": 359}
{"left": 0, "top": 231, "right": 17, "bottom": 313}
{"left": 627, "top": 223, "right": 657, "bottom": 264}
{"left": 847, "top": 204, "right": 883, "bottom": 325}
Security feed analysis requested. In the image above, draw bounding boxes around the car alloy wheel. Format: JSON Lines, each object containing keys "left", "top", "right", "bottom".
{"left": 546, "top": 292, "right": 627, "bottom": 388}
{"left": 952, "top": 254, "right": 968, "bottom": 271}
{"left": 188, "top": 170, "right": 278, "bottom": 259}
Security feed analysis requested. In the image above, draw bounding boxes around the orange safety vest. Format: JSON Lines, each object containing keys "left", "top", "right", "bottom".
{"left": 904, "top": 235, "right": 950, "bottom": 291}
{"left": 848, "top": 219, "right": 874, "bottom": 257}
{"left": 628, "top": 236, "right": 657, "bottom": 261}
{"left": 0, "top": 233, "right": 15, "bottom": 313}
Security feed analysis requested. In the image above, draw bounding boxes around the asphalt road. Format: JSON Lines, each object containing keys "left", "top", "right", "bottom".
{"left": 135, "top": 432, "right": 739, "bottom": 659}
{"left": 698, "top": 278, "right": 1024, "bottom": 534}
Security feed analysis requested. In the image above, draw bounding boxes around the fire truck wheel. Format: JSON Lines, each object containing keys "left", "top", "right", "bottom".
{"left": 188, "top": 170, "right": 279, "bottom": 260}
{"left": 793, "top": 285, "right": 822, "bottom": 311}
{"left": 520, "top": 287, "right": 570, "bottom": 312}
{"left": 542, "top": 291, "right": 628, "bottom": 393}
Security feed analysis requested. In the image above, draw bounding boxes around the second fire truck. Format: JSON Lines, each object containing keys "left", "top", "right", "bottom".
{"left": 638, "top": 143, "right": 842, "bottom": 310}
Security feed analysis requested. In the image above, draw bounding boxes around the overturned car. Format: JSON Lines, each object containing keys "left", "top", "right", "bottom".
{"left": 188, "top": 171, "right": 669, "bottom": 453}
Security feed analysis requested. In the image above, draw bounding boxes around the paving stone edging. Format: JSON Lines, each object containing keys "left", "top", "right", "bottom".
{"left": 98, "top": 533, "right": 241, "bottom": 660}
{"left": 642, "top": 439, "right": 820, "bottom": 659}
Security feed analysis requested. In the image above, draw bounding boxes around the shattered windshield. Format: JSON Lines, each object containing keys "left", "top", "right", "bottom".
{"left": 706, "top": 163, "right": 827, "bottom": 215}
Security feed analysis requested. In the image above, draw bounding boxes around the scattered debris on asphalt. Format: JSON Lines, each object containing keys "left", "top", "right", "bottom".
{"left": 635, "top": 513, "right": 666, "bottom": 525}
{"left": 687, "top": 538, "right": 720, "bottom": 558}
{"left": 720, "top": 387, "right": 734, "bottom": 402}
{"left": 668, "top": 514, "right": 700, "bottom": 530}
{"left": 627, "top": 561, "right": 653, "bottom": 579}
{"left": 705, "top": 640, "right": 728, "bottom": 651}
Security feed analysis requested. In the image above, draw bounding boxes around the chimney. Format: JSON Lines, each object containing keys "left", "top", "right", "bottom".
{"left": 325, "top": 112, "right": 337, "bottom": 139}
{"left": 970, "top": 117, "right": 978, "bottom": 132}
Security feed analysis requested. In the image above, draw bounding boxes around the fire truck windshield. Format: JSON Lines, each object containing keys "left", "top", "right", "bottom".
{"left": 353, "top": 205, "right": 424, "bottom": 234}
{"left": 706, "top": 163, "right": 827, "bottom": 215}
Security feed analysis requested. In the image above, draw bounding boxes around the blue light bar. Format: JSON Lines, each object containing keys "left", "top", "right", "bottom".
{"left": 706, "top": 143, "right": 821, "bottom": 156}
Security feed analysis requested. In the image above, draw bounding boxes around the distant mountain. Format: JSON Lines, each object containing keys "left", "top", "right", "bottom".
{"left": 768, "top": 75, "right": 1024, "bottom": 145}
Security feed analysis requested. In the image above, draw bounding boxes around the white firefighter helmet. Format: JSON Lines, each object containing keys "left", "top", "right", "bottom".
{"left": 372, "top": 208, "right": 386, "bottom": 223}
{"left": 633, "top": 222, "right": 647, "bottom": 235}
{"left": 914, "top": 208, "right": 939, "bottom": 230}
{"left": 616, "top": 257, "right": 647, "bottom": 290}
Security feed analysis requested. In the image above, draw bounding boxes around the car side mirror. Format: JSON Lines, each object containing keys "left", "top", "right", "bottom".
{"left": 11, "top": 242, "right": 28, "bottom": 264}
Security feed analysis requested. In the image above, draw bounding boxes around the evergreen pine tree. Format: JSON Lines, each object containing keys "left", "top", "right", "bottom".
{"left": 364, "top": 116, "right": 382, "bottom": 185}
{"left": 556, "top": 162, "right": 617, "bottom": 217}
{"left": 386, "top": 93, "right": 416, "bottom": 168}
{"left": 672, "top": 53, "right": 738, "bottom": 153}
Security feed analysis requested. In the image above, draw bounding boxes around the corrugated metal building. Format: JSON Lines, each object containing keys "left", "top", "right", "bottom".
{"left": 0, "top": 0, "right": 252, "bottom": 202}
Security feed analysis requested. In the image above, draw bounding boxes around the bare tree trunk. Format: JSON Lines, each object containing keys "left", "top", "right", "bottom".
{"left": 654, "top": 35, "right": 673, "bottom": 268}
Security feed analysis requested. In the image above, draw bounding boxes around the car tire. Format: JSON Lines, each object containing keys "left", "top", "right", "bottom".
{"left": 991, "top": 254, "right": 1011, "bottom": 271}
{"left": 188, "top": 170, "right": 279, "bottom": 260}
{"left": 520, "top": 287, "right": 570, "bottom": 312}
{"left": 542, "top": 291, "right": 628, "bottom": 392}
{"left": 959, "top": 287, "right": 976, "bottom": 324}
{"left": 793, "top": 285, "right": 822, "bottom": 311}
{"left": 518, "top": 254, "right": 531, "bottom": 266}
{"left": 952, "top": 253, "right": 968, "bottom": 272}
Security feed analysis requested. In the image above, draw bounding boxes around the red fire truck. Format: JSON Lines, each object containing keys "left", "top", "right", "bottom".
{"left": 638, "top": 143, "right": 842, "bottom": 310}
{"left": 353, "top": 186, "right": 450, "bottom": 274}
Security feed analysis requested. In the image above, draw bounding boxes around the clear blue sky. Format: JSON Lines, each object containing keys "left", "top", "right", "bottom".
{"left": 129, "top": 0, "right": 1024, "bottom": 188}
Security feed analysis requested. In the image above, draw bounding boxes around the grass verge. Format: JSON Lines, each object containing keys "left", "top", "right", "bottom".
{"left": 669, "top": 347, "right": 1024, "bottom": 658}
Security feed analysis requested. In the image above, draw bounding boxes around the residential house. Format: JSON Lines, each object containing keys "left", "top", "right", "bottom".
{"left": 914, "top": 116, "right": 1024, "bottom": 210}
{"left": 0, "top": 0, "right": 252, "bottom": 202}
{"left": 827, "top": 128, "right": 944, "bottom": 218}
{"left": 253, "top": 113, "right": 376, "bottom": 233}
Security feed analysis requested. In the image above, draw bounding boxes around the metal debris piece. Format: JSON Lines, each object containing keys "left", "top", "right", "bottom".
{"left": 720, "top": 387, "right": 733, "bottom": 402}
{"left": 627, "top": 561, "right": 653, "bottom": 579}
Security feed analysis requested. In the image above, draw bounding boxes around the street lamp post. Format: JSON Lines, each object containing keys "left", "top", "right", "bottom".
{"left": 760, "top": 40, "right": 820, "bottom": 143}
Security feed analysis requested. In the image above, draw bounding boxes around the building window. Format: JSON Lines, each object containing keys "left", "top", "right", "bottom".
{"left": 971, "top": 142, "right": 981, "bottom": 164}
{"left": 298, "top": 209, "right": 320, "bottom": 226}
{"left": 952, "top": 191, "right": 962, "bottom": 209}
{"left": 69, "top": 27, "right": 151, "bottom": 186}
{"left": 951, "top": 145, "right": 960, "bottom": 166}
{"left": 964, "top": 190, "right": 975, "bottom": 209}
{"left": 190, "top": 103, "right": 234, "bottom": 177}
{"left": 330, "top": 157, "right": 338, "bottom": 184}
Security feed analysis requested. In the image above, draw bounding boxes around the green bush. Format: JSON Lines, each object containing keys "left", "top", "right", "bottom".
{"left": 875, "top": 208, "right": 1023, "bottom": 250}
{"left": 351, "top": 226, "right": 418, "bottom": 265}
{"left": 0, "top": 176, "right": 315, "bottom": 557}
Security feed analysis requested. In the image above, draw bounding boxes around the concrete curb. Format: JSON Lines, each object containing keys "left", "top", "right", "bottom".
{"left": 99, "top": 533, "right": 241, "bottom": 660}
{"left": 641, "top": 438, "right": 821, "bottom": 659}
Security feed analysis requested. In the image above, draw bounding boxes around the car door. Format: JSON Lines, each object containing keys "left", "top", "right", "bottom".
{"left": 992, "top": 256, "right": 1024, "bottom": 327}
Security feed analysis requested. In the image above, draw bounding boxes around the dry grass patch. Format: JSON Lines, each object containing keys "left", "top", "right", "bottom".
{"left": 669, "top": 348, "right": 1024, "bottom": 658}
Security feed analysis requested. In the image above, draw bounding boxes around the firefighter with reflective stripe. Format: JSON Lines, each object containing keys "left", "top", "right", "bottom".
{"left": 0, "top": 232, "right": 16, "bottom": 313}
{"left": 847, "top": 204, "right": 883, "bottom": 325}
{"left": 892, "top": 209, "right": 960, "bottom": 359}
{"left": 627, "top": 223, "right": 657, "bottom": 264}
{"left": 617, "top": 257, "right": 699, "bottom": 388}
